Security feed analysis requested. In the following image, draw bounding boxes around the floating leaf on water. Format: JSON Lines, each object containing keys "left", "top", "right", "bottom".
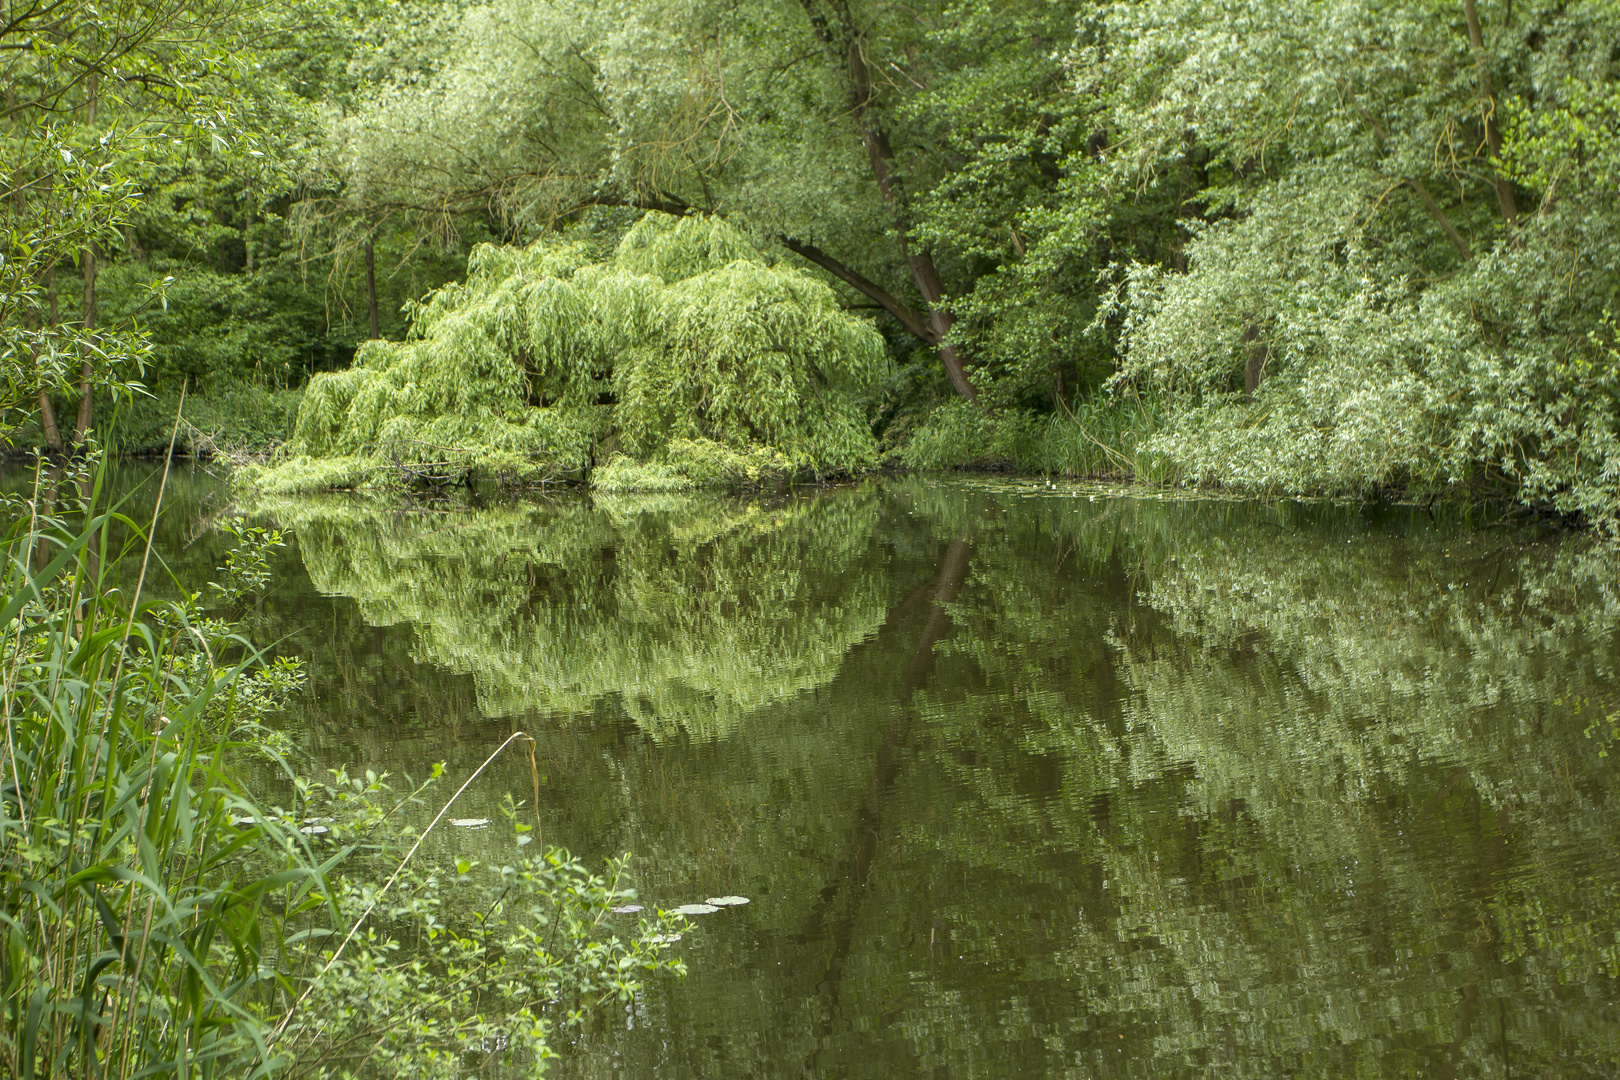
{"left": 450, "top": 818, "right": 491, "bottom": 828}
{"left": 610, "top": 904, "right": 644, "bottom": 914}
{"left": 670, "top": 903, "right": 719, "bottom": 915}
{"left": 705, "top": 896, "right": 749, "bottom": 906}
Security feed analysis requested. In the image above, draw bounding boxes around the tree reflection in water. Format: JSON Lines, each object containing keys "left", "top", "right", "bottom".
{"left": 256, "top": 480, "right": 1620, "bottom": 1078}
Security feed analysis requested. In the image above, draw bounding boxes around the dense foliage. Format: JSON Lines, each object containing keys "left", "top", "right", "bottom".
{"left": 300, "top": 0, "right": 1619, "bottom": 521}
{"left": 248, "top": 213, "right": 888, "bottom": 491}
{"left": 1095, "top": 0, "right": 1620, "bottom": 526}
{"left": 8, "top": 0, "right": 1620, "bottom": 520}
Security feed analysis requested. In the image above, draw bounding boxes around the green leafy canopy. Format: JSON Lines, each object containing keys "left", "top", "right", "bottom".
{"left": 252, "top": 212, "right": 891, "bottom": 492}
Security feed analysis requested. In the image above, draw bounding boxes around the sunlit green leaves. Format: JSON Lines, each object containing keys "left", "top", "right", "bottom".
{"left": 254, "top": 212, "right": 890, "bottom": 491}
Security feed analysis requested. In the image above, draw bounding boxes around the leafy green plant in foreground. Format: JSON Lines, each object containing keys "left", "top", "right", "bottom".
{"left": 0, "top": 466, "right": 687, "bottom": 1078}
{"left": 0, "top": 467, "right": 317, "bottom": 1077}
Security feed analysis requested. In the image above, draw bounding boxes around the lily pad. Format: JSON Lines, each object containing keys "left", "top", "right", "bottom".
{"left": 449, "top": 818, "right": 491, "bottom": 828}
{"left": 705, "top": 896, "right": 749, "bottom": 906}
{"left": 610, "top": 904, "right": 644, "bottom": 914}
{"left": 670, "top": 903, "right": 720, "bottom": 915}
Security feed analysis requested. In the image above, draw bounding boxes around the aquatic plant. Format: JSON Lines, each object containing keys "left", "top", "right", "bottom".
{"left": 0, "top": 461, "right": 326, "bottom": 1077}
{"left": 247, "top": 214, "right": 890, "bottom": 493}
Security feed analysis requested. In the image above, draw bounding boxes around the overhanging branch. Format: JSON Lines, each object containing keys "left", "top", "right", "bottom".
{"left": 778, "top": 235, "right": 936, "bottom": 344}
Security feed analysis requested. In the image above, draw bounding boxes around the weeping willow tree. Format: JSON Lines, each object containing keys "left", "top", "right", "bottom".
{"left": 245, "top": 213, "right": 890, "bottom": 492}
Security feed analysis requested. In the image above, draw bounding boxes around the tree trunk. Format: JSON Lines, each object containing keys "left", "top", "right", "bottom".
{"left": 38, "top": 387, "right": 64, "bottom": 455}
{"left": 364, "top": 238, "right": 380, "bottom": 339}
{"left": 42, "top": 269, "right": 63, "bottom": 449}
{"left": 1243, "top": 323, "right": 1268, "bottom": 401}
{"left": 797, "top": 0, "right": 978, "bottom": 401}
{"left": 34, "top": 274, "right": 64, "bottom": 454}
{"left": 30, "top": 284, "right": 65, "bottom": 454}
{"left": 1359, "top": 108, "right": 1474, "bottom": 259}
{"left": 1463, "top": 0, "right": 1519, "bottom": 230}
{"left": 14, "top": 169, "right": 65, "bottom": 454}
{"left": 74, "top": 74, "right": 98, "bottom": 449}
{"left": 779, "top": 235, "right": 935, "bottom": 343}
{"left": 74, "top": 246, "right": 96, "bottom": 447}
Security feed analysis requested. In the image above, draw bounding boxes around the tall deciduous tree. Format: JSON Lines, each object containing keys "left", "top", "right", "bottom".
{"left": 1092, "top": 0, "right": 1620, "bottom": 526}
{"left": 325, "top": 0, "right": 1099, "bottom": 404}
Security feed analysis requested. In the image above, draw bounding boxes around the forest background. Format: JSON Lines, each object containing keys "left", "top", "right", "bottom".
{"left": 4, "top": 0, "right": 1620, "bottom": 524}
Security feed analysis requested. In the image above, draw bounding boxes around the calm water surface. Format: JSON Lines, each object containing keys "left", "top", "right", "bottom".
{"left": 92, "top": 467, "right": 1620, "bottom": 1076}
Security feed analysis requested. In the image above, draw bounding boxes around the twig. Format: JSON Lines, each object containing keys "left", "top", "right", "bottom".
{"left": 269, "top": 730, "right": 539, "bottom": 1047}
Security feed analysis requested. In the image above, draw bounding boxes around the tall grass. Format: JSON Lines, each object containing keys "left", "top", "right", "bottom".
{"left": 0, "top": 459, "right": 325, "bottom": 1078}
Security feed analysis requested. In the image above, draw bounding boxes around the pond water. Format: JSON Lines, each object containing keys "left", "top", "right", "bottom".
{"left": 74, "top": 466, "right": 1620, "bottom": 1076}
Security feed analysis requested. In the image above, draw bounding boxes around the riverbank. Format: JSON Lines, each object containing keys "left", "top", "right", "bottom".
{"left": 4, "top": 382, "right": 1600, "bottom": 532}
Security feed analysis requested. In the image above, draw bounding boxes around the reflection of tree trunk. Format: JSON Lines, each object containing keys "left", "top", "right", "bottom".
{"left": 1436, "top": 983, "right": 1477, "bottom": 1080}
{"left": 899, "top": 538, "right": 971, "bottom": 695}
{"left": 797, "top": 536, "right": 973, "bottom": 1064}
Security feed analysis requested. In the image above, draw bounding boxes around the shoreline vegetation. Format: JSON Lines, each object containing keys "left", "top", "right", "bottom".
{"left": 0, "top": 375, "right": 1583, "bottom": 529}
{"left": 0, "top": 455, "right": 691, "bottom": 1078}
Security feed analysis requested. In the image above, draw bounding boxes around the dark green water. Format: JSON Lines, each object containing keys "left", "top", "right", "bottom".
{"left": 70, "top": 466, "right": 1620, "bottom": 1076}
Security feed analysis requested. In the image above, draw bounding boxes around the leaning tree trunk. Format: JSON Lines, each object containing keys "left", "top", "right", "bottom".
{"left": 797, "top": 0, "right": 977, "bottom": 401}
